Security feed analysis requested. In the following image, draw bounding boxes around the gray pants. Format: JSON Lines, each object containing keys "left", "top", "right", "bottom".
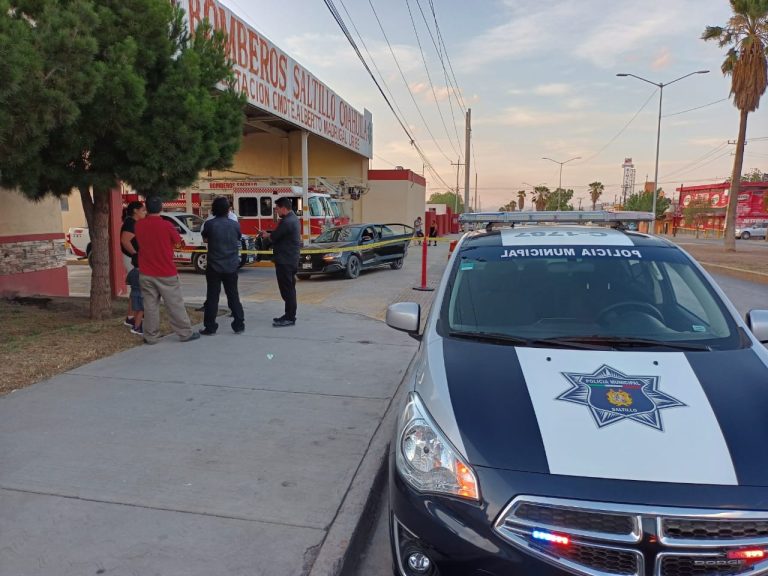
{"left": 139, "top": 274, "right": 193, "bottom": 343}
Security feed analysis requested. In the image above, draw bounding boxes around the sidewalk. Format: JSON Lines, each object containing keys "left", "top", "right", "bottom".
{"left": 1, "top": 245, "right": 450, "bottom": 576}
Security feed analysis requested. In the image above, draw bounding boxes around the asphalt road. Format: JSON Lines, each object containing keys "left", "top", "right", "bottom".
{"left": 352, "top": 272, "right": 768, "bottom": 576}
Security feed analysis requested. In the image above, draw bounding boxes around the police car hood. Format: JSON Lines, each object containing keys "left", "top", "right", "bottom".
{"left": 423, "top": 337, "right": 768, "bottom": 487}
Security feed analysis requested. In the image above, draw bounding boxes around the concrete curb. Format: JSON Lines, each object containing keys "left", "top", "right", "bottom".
{"left": 700, "top": 262, "right": 768, "bottom": 285}
{"left": 308, "top": 374, "right": 409, "bottom": 576}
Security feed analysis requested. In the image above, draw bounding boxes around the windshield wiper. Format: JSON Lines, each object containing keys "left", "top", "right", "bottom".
{"left": 541, "top": 336, "right": 712, "bottom": 351}
{"left": 448, "top": 331, "right": 609, "bottom": 350}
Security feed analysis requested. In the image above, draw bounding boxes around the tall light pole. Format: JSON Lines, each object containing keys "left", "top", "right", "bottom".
{"left": 616, "top": 70, "right": 709, "bottom": 226}
{"left": 542, "top": 156, "right": 581, "bottom": 210}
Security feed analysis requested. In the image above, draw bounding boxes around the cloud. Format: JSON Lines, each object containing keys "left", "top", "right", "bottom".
{"left": 534, "top": 83, "right": 572, "bottom": 96}
{"left": 492, "top": 106, "right": 576, "bottom": 127}
{"left": 652, "top": 48, "right": 672, "bottom": 70}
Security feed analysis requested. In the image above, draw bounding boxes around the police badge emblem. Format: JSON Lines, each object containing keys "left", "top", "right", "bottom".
{"left": 557, "top": 364, "right": 685, "bottom": 431}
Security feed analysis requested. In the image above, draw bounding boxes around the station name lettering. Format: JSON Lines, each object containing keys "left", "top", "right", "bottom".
{"left": 501, "top": 248, "right": 642, "bottom": 258}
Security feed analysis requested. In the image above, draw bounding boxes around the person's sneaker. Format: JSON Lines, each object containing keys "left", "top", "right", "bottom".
{"left": 272, "top": 315, "right": 286, "bottom": 323}
{"left": 180, "top": 332, "right": 201, "bottom": 342}
{"left": 130, "top": 325, "right": 143, "bottom": 335}
{"left": 272, "top": 318, "right": 296, "bottom": 327}
{"left": 199, "top": 328, "right": 217, "bottom": 336}
{"left": 124, "top": 316, "right": 135, "bottom": 327}
{"left": 233, "top": 328, "right": 245, "bottom": 334}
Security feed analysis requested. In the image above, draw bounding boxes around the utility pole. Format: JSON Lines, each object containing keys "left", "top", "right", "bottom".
{"left": 464, "top": 108, "right": 471, "bottom": 213}
{"left": 450, "top": 157, "right": 462, "bottom": 213}
{"left": 474, "top": 172, "right": 478, "bottom": 213}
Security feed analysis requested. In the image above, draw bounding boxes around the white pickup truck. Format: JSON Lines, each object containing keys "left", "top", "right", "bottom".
{"left": 66, "top": 212, "right": 255, "bottom": 273}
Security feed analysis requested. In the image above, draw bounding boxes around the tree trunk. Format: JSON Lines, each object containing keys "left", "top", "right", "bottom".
{"left": 724, "top": 108, "right": 749, "bottom": 252}
{"left": 89, "top": 189, "right": 112, "bottom": 320}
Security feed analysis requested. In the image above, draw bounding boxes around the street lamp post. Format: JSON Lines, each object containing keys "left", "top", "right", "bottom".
{"left": 541, "top": 156, "right": 581, "bottom": 210}
{"left": 616, "top": 70, "right": 709, "bottom": 226}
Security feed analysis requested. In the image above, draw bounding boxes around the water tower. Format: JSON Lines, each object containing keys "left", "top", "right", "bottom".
{"left": 621, "top": 158, "right": 636, "bottom": 205}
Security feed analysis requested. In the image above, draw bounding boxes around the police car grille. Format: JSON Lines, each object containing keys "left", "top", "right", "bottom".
{"left": 662, "top": 518, "right": 768, "bottom": 541}
{"left": 514, "top": 502, "right": 636, "bottom": 536}
{"left": 552, "top": 542, "right": 639, "bottom": 575}
{"left": 495, "top": 497, "right": 768, "bottom": 576}
{"left": 659, "top": 555, "right": 746, "bottom": 576}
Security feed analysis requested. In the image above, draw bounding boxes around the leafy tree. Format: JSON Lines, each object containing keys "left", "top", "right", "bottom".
{"left": 532, "top": 186, "right": 549, "bottom": 210}
{"left": 428, "top": 191, "right": 465, "bottom": 213}
{"left": 517, "top": 189, "right": 526, "bottom": 211}
{"left": 624, "top": 189, "right": 671, "bottom": 219}
{"left": 742, "top": 167, "right": 767, "bottom": 181}
{"left": 683, "top": 197, "right": 717, "bottom": 238}
{"left": 545, "top": 188, "right": 575, "bottom": 211}
{"left": 588, "top": 181, "right": 605, "bottom": 210}
{"left": 0, "top": 0, "right": 245, "bottom": 319}
{"left": 703, "top": 0, "right": 768, "bottom": 251}
{"left": 499, "top": 200, "right": 517, "bottom": 211}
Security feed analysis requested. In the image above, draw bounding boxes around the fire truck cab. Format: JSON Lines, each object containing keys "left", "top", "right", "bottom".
{"left": 234, "top": 186, "right": 349, "bottom": 237}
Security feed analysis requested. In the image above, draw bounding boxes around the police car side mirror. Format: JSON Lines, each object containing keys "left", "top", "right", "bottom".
{"left": 746, "top": 309, "right": 768, "bottom": 344}
{"left": 387, "top": 302, "right": 421, "bottom": 339}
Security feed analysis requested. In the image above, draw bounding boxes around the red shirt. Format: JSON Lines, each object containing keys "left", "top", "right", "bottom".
{"left": 134, "top": 215, "right": 182, "bottom": 277}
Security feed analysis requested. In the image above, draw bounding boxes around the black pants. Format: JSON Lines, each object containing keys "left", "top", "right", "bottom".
{"left": 204, "top": 268, "right": 245, "bottom": 332}
{"left": 275, "top": 263, "right": 297, "bottom": 321}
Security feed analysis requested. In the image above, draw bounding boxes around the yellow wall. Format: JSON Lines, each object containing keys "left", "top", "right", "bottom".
{"left": 60, "top": 190, "right": 86, "bottom": 231}
{"left": 360, "top": 179, "right": 425, "bottom": 226}
{"left": 211, "top": 130, "right": 368, "bottom": 186}
{"left": 1, "top": 188, "right": 63, "bottom": 236}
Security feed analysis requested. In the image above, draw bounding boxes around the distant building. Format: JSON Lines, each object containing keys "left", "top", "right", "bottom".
{"left": 360, "top": 168, "right": 426, "bottom": 227}
{"left": 672, "top": 181, "right": 768, "bottom": 232}
{"left": 621, "top": 158, "right": 636, "bottom": 203}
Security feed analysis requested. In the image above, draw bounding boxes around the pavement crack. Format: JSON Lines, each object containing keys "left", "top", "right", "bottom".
{"left": 0, "top": 485, "right": 325, "bottom": 532}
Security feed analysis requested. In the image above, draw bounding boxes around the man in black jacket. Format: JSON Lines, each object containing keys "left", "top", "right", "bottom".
{"left": 260, "top": 197, "right": 301, "bottom": 327}
{"left": 199, "top": 196, "right": 245, "bottom": 335}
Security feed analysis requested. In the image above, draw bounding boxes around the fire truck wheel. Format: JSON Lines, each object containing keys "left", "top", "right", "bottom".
{"left": 345, "top": 255, "right": 361, "bottom": 279}
{"left": 192, "top": 253, "right": 207, "bottom": 274}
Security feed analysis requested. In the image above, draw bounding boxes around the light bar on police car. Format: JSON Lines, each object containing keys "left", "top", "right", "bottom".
{"left": 458, "top": 210, "right": 654, "bottom": 224}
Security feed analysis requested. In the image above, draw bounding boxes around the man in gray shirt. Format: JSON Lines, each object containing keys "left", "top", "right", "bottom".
{"left": 199, "top": 196, "right": 245, "bottom": 335}
{"left": 260, "top": 196, "right": 301, "bottom": 326}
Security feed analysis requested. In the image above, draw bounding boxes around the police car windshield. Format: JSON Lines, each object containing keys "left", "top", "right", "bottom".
{"left": 315, "top": 226, "right": 360, "bottom": 243}
{"left": 442, "top": 242, "right": 742, "bottom": 350}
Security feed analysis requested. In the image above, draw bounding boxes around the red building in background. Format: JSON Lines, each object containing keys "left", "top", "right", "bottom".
{"left": 673, "top": 181, "right": 768, "bottom": 231}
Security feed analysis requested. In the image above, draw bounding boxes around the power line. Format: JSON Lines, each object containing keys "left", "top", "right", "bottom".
{"left": 663, "top": 141, "right": 729, "bottom": 179}
{"left": 404, "top": 0, "right": 462, "bottom": 158}
{"left": 576, "top": 89, "right": 658, "bottom": 164}
{"left": 426, "top": 0, "right": 467, "bottom": 112}
{"left": 321, "top": 0, "right": 454, "bottom": 192}
{"left": 365, "top": 0, "right": 456, "bottom": 164}
{"left": 663, "top": 97, "right": 729, "bottom": 118}
{"left": 416, "top": 0, "right": 464, "bottom": 148}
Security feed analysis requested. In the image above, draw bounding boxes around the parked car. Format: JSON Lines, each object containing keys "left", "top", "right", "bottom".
{"left": 67, "top": 213, "right": 256, "bottom": 273}
{"left": 385, "top": 211, "right": 768, "bottom": 576}
{"left": 736, "top": 222, "right": 767, "bottom": 239}
{"left": 297, "top": 223, "right": 413, "bottom": 279}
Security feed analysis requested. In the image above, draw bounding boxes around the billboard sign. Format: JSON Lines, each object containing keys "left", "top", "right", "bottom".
{"left": 178, "top": 0, "right": 373, "bottom": 158}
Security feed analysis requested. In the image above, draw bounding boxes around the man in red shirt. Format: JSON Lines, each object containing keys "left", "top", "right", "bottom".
{"left": 134, "top": 196, "right": 200, "bottom": 344}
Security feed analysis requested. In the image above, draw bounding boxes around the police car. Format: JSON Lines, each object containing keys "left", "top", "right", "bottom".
{"left": 385, "top": 211, "right": 768, "bottom": 576}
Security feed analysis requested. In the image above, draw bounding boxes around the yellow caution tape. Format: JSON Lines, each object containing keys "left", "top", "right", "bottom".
{"left": 179, "top": 235, "right": 436, "bottom": 255}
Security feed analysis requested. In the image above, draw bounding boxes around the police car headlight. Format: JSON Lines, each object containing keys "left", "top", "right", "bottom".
{"left": 396, "top": 392, "right": 479, "bottom": 501}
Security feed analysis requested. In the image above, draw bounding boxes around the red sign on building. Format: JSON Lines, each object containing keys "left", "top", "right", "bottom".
{"left": 676, "top": 181, "right": 768, "bottom": 227}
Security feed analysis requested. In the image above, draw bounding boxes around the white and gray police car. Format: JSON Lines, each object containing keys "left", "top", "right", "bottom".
{"left": 385, "top": 211, "right": 768, "bottom": 576}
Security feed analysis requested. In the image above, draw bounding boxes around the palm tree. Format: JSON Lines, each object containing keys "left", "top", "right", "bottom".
{"left": 703, "top": 0, "right": 768, "bottom": 251}
{"left": 517, "top": 190, "right": 526, "bottom": 211}
{"left": 588, "top": 181, "right": 605, "bottom": 210}
{"left": 499, "top": 200, "right": 517, "bottom": 211}
{"left": 532, "top": 186, "right": 549, "bottom": 210}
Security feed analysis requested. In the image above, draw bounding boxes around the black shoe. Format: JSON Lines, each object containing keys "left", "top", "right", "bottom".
{"left": 199, "top": 328, "right": 217, "bottom": 336}
{"left": 273, "top": 315, "right": 286, "bottom": 323}
{"left": 272, "top": 318, "right": 295, "bottom": 327}
{"left": 233, "top": 327, "right": 245, "bottom": 334}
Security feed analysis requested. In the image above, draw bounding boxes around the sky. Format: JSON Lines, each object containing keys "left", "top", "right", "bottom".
{"left": 218, "top": 0, "right": 767, "bottom": 210}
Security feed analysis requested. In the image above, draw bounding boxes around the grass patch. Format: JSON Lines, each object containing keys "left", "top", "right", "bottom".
{"left": 0, "top": 297, "right": 203, "bottom": 396}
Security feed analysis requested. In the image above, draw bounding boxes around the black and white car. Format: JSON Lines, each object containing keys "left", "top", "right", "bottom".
{"left": 385, "top": 211, "right": 768, "bottom": 576}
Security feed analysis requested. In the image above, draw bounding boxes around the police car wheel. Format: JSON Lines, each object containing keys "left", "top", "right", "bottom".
{"left": 345, "top": 255, "right": 361, "bottom": 279}
{"left": 192, "top": 253, "right": 207, "bottom": 274}
{"left": 598, "top": 301, "right": 663, "bottom": 324}
{"left": 390, "top": 257, "right": 404, "bottom": 270}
